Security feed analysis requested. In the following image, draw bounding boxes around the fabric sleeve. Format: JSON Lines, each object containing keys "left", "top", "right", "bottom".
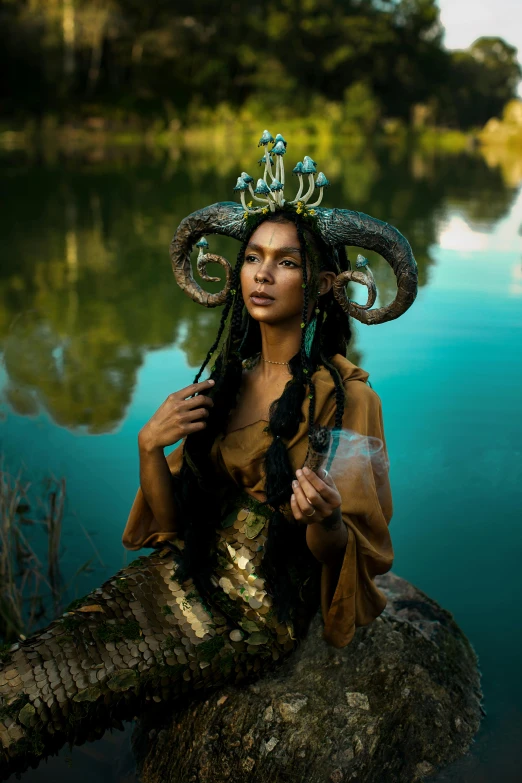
{"left": 121, "top": 440, "right": 185, "bottom": 551}
{"left": 321, "top": 379, "right": 394, "bottom": 648}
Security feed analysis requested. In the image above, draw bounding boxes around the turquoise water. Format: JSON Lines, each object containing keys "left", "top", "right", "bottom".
{"left": 1, "top": 145, "right": 521, "bottom": 781}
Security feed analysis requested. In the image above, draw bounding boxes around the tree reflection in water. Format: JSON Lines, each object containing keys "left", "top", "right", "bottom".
{"left": 0, "top": 143, "right": 518, "bottom": 433}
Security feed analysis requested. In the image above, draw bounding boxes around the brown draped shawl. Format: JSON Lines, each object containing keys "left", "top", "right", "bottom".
{"left": 122, "top": 354, "right": 394, "bottom": 649}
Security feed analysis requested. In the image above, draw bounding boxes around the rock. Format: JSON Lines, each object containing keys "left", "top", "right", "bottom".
{"left": 132, "top": 573, "right": 484, "bottom": 783}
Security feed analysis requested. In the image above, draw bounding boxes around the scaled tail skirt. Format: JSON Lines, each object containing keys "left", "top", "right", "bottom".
{"left": 0, "top": 492, "right": 320, "bottom": 777}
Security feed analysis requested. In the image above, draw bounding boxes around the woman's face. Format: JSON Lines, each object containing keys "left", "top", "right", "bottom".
{"left": 240, "top": 220, "right": 313, "bottom": 327}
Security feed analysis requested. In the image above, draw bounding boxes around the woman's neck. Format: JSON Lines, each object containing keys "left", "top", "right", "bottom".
{"left": 258, "top": 321, "right": 301, "bottom": 367}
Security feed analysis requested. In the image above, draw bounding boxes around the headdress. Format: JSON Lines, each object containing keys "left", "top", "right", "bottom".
{"left": 170, "top": 129, "right": 418, "bottom": 325}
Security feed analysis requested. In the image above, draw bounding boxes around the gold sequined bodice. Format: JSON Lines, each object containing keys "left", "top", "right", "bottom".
{"left": 211, "top": 504, "right": 297, "bottom": 651}
{"left": 163, "top": 496, "right": 321, "bottom": 675}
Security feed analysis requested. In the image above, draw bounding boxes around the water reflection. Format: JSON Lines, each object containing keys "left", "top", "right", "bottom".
{"left": 0, "top": 144, "right": 519, "bottom": 432}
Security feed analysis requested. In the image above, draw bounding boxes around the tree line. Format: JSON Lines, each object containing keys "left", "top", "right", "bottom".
{"left": 1, "top": 0, "right": 520, "bottom": 129}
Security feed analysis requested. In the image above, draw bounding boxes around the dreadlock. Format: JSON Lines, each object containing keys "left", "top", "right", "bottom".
{"left": 172, "top": 211, "right": 353, "bottom": 624}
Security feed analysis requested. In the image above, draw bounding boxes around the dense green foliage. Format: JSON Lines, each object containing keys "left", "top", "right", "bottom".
{"left": 0, "top": 0, "right": 520, "bottom": 129}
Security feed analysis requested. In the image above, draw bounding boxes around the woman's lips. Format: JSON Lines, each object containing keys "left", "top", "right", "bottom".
{"left": 250, "top": 293, "right": 275, "bottom": 306}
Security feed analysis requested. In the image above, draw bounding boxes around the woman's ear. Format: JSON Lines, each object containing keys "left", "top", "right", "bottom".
{"left": 317, "top": 271, "right": 336, "bottom": 296}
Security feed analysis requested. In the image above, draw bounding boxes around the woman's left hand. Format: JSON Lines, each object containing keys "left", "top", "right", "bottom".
{"left": 290, "top": 466, "right": 342, "bottom": 526}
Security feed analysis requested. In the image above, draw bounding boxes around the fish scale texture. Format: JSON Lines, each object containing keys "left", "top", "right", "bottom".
{"left": 0, "top": 501, "right": 318, "bottom": 777}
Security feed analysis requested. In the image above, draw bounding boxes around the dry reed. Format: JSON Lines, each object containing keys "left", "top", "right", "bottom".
{"left": 0, "top": 454, "right": 102, "bottom": 644}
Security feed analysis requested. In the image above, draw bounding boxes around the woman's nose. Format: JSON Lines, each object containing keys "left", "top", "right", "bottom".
{"left": 254, "top": 260, "right": 274, "bottom": 284}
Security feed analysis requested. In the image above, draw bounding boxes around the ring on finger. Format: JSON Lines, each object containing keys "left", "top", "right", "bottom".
{"left": 304, "top": 506, "right": 316, "bottom": 517}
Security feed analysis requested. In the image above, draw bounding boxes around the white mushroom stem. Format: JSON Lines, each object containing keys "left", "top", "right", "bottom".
{"left": 306, "top": 188, "right": 325, "bottom": 208}
{"left": 278, "top": 155, "right": 285, "bottom": 187}
{"left": 240, "top": 190, "right": 263, "bottom": 214}
{"left": 248, "top": 183, "right": 269, "bottom": 204}
{"left": 272, "top": 156, "right": 281, "bottom": 199}
{"left": 302, "top": 174, "right": 315, "bottom": 204}
{"left": 264, "top": 148, "right": 276, "bottom": 182}
{"left": 288, "top": 175, "right": 304, "bottom": 205}
{"left": 268, "top": 189, "right": 280, "bottom": 208}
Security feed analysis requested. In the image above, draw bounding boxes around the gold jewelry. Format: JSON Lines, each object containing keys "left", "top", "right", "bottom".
{"left": 261, "top": 356, "right": 290, "bottom": 366}
{"left": 304, "top": 507, "right": 316, "bottom": 517}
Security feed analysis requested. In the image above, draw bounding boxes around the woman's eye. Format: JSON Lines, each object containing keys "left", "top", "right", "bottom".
{"left": 244, "top": 255, "right": 258, "bottom": 263}
{"left": 281, "top": 259, "right": 299, "bottom": 267}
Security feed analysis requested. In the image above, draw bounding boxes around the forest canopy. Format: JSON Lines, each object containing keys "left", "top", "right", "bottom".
{"left": 1, "top": 0, "right": 520, "bottom": 129}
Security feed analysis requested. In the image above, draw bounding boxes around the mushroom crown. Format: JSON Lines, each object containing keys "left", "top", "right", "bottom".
{"left": 254, "top": 178, "right": 271, "bottom": 195}
{"left": 315, "top": 172, "right": 330, "bottom": 188}
{"left": 302, "top": 156, "right": 317, "bottom": 174}
{"left": 258, "top": 130, "right": 275, "bottom": 146}
{"left": 233, "top": 176, "right": 249, "bottom": 192}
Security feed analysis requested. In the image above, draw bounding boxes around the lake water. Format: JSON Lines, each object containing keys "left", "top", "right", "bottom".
{"left": 1, "top": 140, "right": 521, "bottom": 782}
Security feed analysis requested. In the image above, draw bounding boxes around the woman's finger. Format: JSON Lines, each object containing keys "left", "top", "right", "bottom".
{"left": 321, "top": 469, "right": 336, "bottom": 487}
{"left": 292, "top": 479, "right": 319, "bottom": 516}
{"left": 178, "top": 379, "right": 215, "bottom": 399}
{"left": 301, "top": 467, "right": 338, "bottom": 502}
{"left": 183, "top": 421, "right": 206, "bottom": 434}
{"left": 183, "top": 407, "right": 210, "bottom": 422}
{"left": 290, "top": 493, "right": 304, "bottom": 523}
{"left": 183, "top": 394, "right": 214, "bottom": 411}
{"left": 294, "top": 472, "right": 329, "bottom": 513}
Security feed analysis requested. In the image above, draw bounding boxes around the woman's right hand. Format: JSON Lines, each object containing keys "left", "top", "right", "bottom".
{"left": 138, "top": 379, "right": 215, "bottom": 452}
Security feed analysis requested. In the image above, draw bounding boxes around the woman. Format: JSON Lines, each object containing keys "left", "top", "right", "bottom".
{"left": 0, "top": 134, "right": 419, "bottom": 779}
{"left": 122, "top": 132, "right": 418, "bottom": 689}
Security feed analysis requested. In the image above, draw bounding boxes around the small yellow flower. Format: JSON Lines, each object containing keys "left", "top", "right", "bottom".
{"left": 309, "top": 209, "right": 316, "bottom": 215}
{"left": 243, "top": 212, "right": 249, "bottom": 219}
{"left": 296, "top": 207, "right": 303, "bottom": 214}
{"left": 262, "top": 207, "right": 269, "bottom": 214}
{"left": 247, "top": 201, "right": 253, "bottom": 208}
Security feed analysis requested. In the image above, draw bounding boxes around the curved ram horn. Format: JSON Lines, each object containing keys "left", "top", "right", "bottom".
{"left": 315, "top": 207, "right": 418, "bottom": 324}
{"left": 333, "top": 265, "right": 377, "bottom": 314}
{"left": 196, "top": 253, "right": 230, "bottom": 284}
{"left": 169, "top": 203, "right": 248, "bottom": 307}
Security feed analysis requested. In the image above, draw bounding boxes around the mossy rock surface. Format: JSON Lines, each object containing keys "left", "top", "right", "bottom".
{"left": 132, "top": 573, "right": 484, "bottom": 783}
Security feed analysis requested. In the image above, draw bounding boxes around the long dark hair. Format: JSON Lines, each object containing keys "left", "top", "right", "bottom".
{"left": 172, "top": 211, "right": 353, "bottom": 623}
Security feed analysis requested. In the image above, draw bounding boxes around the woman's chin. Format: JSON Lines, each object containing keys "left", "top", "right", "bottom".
{"left": 246, "top": 304, "right": 282, "bottom": 323}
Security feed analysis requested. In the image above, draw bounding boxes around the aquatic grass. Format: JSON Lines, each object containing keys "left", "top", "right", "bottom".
{"left": 0, "top": 455, "right": 104, "bottom": 644}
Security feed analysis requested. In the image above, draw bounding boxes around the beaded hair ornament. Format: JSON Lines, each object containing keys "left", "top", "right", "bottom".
{"left": 170, "top": 129, "right": 418, "bottom": 325}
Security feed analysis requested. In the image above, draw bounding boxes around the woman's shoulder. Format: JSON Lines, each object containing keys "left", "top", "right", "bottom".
{"left": 313, "top": 353, "right": 370, "bottom": 387}
{"left": 313, "top": 354, "right": 381, "bottom": 408}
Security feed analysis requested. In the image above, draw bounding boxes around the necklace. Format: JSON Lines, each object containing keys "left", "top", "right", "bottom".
{"left": 242, "top": 353, "right": 291, "bottom": 370}
{"left": 261, "top": 356, "right": 290, "bottom": 366}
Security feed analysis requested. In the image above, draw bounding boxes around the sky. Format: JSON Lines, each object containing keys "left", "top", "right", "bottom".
{"left": 438, "top": 0, "right": 522, "bottom": 96}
